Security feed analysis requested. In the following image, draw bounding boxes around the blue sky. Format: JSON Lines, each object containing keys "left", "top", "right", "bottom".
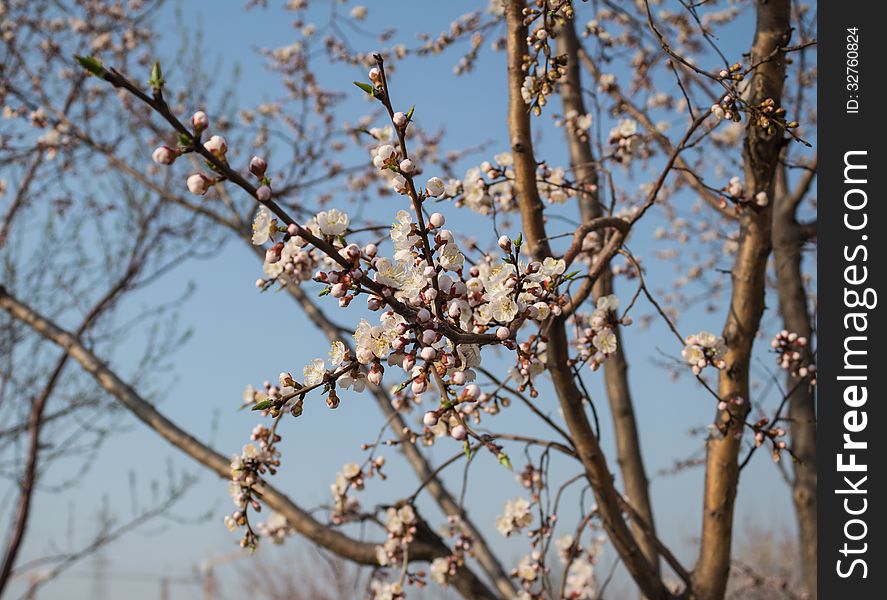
{"left": 3, "top": 1, "right": 814, "bottom": 598}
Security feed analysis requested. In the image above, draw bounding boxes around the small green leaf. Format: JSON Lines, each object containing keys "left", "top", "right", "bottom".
{"left": 318, "top": 287, "right": 331, "bottom": 297}
{"left": 353, "top": 81, "right": 375, "bottom": 95}
{"left": 497, "top": 452, "right": 513, "bottom": 471}
{"left": 74, "top": 55, "right": 106, "bottom": 77}
{"left": 252, "top": 399, "right": 272, "bottom": 411}
{"left": 562, "top": 270, "right": 579, "bottom": 281}
{"left": 513, "top": 233, "right": 523, "bottom": 247}
{"left": 405, "top": 104, "right": 415, "bottom": 121}
{"left": 463, "top": 441, "right": 472, "bottom": 460}
{"left": 176, "top": 132, "right": 193, "bottom": 148}
{"left": 148, "top": 61, "right": 165, "bottom": 91}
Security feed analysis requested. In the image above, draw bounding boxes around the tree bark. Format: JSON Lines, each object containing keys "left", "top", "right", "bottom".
{"left": 692, "top": 2, "right": 791, "bottom": 598}
{"left": 773, "top": 166, "right": 817, "bottom": 597}
{"left": 505, "top": 3, "right": 670, "bottom": 598}
{"left": 557, "top": 19, "right": 660, "bottom": 583}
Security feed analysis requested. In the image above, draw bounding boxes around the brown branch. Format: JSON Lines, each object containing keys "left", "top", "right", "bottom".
{"left": 692, "top": 2, "right": 791, "bottom": 598}
{"left": 504, "top": 2, "right": 672, "bottom": 598}
{"left": 557, "top": 17, "right": 660, "bottom": 585}
{"left": 0, "top": 285, "right": 499, "bottom": 600}
{"left": 772, "top": 161, "right": 817, "bottom": 595}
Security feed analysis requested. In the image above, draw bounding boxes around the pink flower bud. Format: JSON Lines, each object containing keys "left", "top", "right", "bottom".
{"left": 464, "top": 384, "right": 480, "bottom": 400}
{"left": 496, "top": 326, "right": 510, "bottom": 340}
{"left": 417, "top": 308, "right": 431, "bottom": 322}
{"left": 451, "top": 370, "right": 466, "bottom": 385}
{"left": 249, "top": 156, "right": 267, "bottom": 177}
{"left": 450, "top": 425, "right": 467, "bottom": 441}
{"left": 423, "top": 411, "right": 438, "bottom": 427}
{"left": 399, "top": 158, "right": 414, "bottom": 174}
{"left": 186, "top": 173, "right": 211, "bottom": 196}
{"left": 203, "top": 135, "right": 227, "bottom": 158}
{"left": 425, "top": 176, "right": 445, "bottom": 198}
{"left": 152, "top": 145, "right": 178, "bottom": 165}
{"left": 265, "top": 246, "right": 281, "bottom": 263}
{"left": 429, "top": 212, "right": 445, "bottom": 228}
{"left": 191, "top": 110, "right": 209, "bottom": 132}
{"left": 420, "top": 346, "right": 436, "bottom": 361}
{"left": 256, "top": 185, "right": 272, "bottom": 202}
{"left": 393, "top": 111, "right": 407, "bottom": 128}
{"left": 364, "top": 243, "right": 378, "bottom": 257}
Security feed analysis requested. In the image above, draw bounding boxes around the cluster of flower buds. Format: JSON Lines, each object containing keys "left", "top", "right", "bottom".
{"left": 576, "top": 294, "right": 626, "bottom": 371}
{"left": 771, "top": 330, "right": 817, "bottom": 384}
{"left": 330, "top": 462, "right": 365, "bottom": 515}
{"left": 710, "top": 93, "right": 742, "bottom": 123}
{"left": 555, "top": 531, "right": 606, "bottom": 599}
{"left": 376, "top": 504, "right": 418, "bottom": 567}
{"left": 717, "top": 62, "right": 744, "bottom": 82}
{"left": 224, "top": 425, "right": 282, "bottom": 549}
{"left": 496, "top": 497, "right": 534, "bottom": 537}
{"left": 509, "top": 335, "right": 548, "bottom": 396}
{"left": 748, "top": 414, "right": 790, "bottom": 462}
{"left": 369, "top": 581, "right": 406, "bottom": 600}
{"left": 753, "top": 97, "right": 797, "bottom": 135}
{"left": 255, "top": 511, "right": 293, "bottom": 545}
{"left": 517, "top": 3, "right": 573, "bottom": 114}
{"left": 519, "top": 462, "right": 543, "bottom": 494}
{"left": 555, "top": 109, "right": 593, "bottom": 144}
{"left": 719, "top": 176, "right": 769, "bottom": 212}
{"left": 394, "top": 149, "right": 584, "bottom": 216}
{"left": 682, "top": 331, "right": 727, "bottom": 374}
{"left": 512, "top": 553, "right": 546, "bottom": 594}
{"left": 608, "top": 118, "right": 642, "bottom": 164}
{"left": 583, "top": 19, "right": 613, "bottom": 47}
{"left": 430, "top": 515, "right": 475, "bottom": 587}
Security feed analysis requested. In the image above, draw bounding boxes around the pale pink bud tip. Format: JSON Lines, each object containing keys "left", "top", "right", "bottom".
{"left": 256, "top": 185, "right": 272, "bottom": 202}
{"left": 186, "top": 173, "right": 211, "bottom": 196}
{"left": 425, "top": 176, "right": 445, "bottom": 198}
{"left": 152, "top": 145, "right": 178, "bottom": 165}
{"left": 429, "top": 212, "right": 445, "bottom": 228}
{"left": 191, "top": 110, "right": 209, "bottom": 131}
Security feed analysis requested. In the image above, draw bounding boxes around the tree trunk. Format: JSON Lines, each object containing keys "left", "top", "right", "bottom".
{"left": 773, "top": 186, "right": 817, "bottom": 598}
{"left": 505, "top": 3, "right": 670, "bottom": 598}
{"left": 692, "top": 2, "right": 791, "bottom": 598}
{"left": 557, "top": 18, "right": 660, "bottom": 584}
